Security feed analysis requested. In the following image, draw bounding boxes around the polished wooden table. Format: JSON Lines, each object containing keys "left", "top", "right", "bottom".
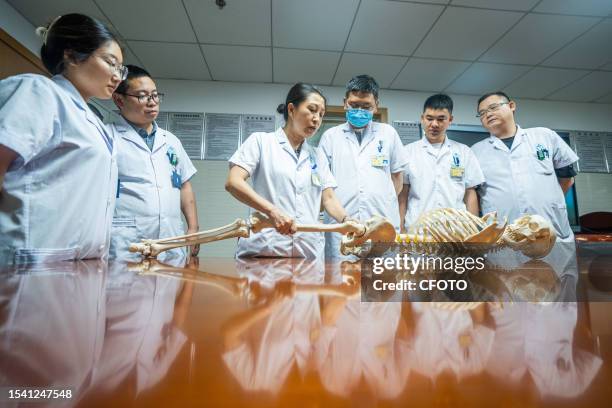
{"left": 1, "top": 241, "right": 611, "bottom": 407}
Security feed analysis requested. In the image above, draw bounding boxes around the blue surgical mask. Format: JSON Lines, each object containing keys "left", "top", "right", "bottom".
{"left": 346, "top": 108, "right": 373, "bottom": 128}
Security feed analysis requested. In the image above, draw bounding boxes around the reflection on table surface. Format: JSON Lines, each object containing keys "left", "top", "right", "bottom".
{"left": 1, "top": 241, "right": 612, "bottom": 407}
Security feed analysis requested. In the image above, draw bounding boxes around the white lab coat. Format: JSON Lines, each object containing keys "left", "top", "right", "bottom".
{"left": 403, "top": 136, "right": 484, "bottom": 227}
{"left": 109, "top": 116, "right": 196, "bottom": 259}
{"left": 229, "top": 128, "right": 336, "bottom": 258}
{"left": 319, "top": 122, "right": 407, "bottom": 258}
{"left": 0, "top": 74, "right": 117, "bottom": 263}
{"left": 471, "top": 126, "right": 578, "bottom": 241}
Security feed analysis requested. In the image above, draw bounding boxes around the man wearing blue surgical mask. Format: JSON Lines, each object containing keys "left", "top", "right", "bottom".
{"left": 319, "top": 75, "right": 407, "bottom": 258}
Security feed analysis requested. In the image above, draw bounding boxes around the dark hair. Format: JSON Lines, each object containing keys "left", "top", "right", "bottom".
{"left": 477, "top": 91, "right": 511, "bottom": 107}
{"left": 345, "top": 74, "right": 379, "bottom": 99}
{"left": 423, "top": 93, "right": 453, "bottom": 114}
{"left": 115, "top": 65, "right": 152, "bottom": 94}
{"left": 276, "top": 83, "right": 326, "bottom": 121}
{"left": 40, "top": 13, "right": 118, "bottom": 75}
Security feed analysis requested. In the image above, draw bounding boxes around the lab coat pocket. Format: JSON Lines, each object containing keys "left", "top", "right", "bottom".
{"left": 110, "top": 217, "right": 138, "bottom": 259}
{"left": 535, "top": 158, "right": 554, "bottom": 175}
{"left": 15, "top": 247, "right": 79, "bottom": 263}
{"left": 112, "top": 216, "right": 137, "bottom": 227}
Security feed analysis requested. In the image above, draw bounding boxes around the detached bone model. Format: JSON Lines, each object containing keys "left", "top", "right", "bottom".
{"left": 129, "top": 212, "right": 396, "bottom": 258}
{"left": 129, "top": 208, "right": 555, "bottom": 259}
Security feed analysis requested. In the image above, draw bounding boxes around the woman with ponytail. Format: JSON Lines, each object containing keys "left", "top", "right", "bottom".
{"left": 0, "top": 13, "right": 125, "bottom": 263}
{"left": 225, "top": 83, "right": 353, "bottom": 258}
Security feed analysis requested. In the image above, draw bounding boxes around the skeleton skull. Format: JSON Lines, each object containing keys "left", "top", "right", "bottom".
{"left": 502, "top": 215, "right": 556, "bottom": 258}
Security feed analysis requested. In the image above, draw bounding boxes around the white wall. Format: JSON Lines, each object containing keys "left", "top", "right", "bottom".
{"left": 0, "top": 0, "right": 41, "bottom": 55}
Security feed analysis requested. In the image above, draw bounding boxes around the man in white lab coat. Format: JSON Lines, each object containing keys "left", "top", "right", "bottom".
{"left": 398, "top": 94, "right": 484, "bottom": 231}
{"left": 471, "top": 91, "right": 578, "bottom": 241}
{"left": 109, "top": 65, "right": 199, "bottom": 259}
{"left": 319, "top": 75, "right": 407, "bottom": 258}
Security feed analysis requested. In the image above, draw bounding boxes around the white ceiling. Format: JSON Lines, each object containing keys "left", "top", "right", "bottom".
{"left": 8, "top": 0, "right": 612, "bottom": 103}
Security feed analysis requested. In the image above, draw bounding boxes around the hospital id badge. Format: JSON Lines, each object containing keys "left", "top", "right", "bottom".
{"left": 371, "top": 154, "right": 389, "bottom": 167}
{"left": 312, "top": 172, "right": 321, "bottom": 187}
{"left": 450, "top": 166, "right": 464, "bottom": 180}
{"left": 171, "top": 170, "right": 182, "bottom": 188}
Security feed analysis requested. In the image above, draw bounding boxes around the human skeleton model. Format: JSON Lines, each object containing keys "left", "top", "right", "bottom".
{"left": 129, "top": 208, "right": 555, "bottom": 259}
{"left": 342, "top": 208, "right": 556, "bottom": 259}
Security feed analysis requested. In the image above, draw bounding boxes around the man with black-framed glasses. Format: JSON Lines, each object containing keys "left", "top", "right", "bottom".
{"left": 471, "top": 91, "right": 579, "bottom": 242}
{"left": 109, "top": 65, "right": 200, "bottom": 259}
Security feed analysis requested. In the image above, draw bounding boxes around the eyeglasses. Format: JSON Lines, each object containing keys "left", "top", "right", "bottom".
{"left": 98, "top": 55, "right": 128, "bottom": 80}
{"left": 347, "top": 103, "right": 375, "bottom": 111}
{"left": 117, "top": 92, "right": 164, "bottom": 104}
{"left": 476, "top": 102, "right": 509, "bottom": 118}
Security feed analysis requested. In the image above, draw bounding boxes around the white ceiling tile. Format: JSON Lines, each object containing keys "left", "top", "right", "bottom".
{"left": 546, "top": 71, "right": 612, "bottom": 102}
{"left": 120, "top": 46, "right": 142, "bottom": 66}
{"left": 504, "top": 67, "right": 589, "bottom": 98}
{"left": 273, "top": 48, "right": 340, "bottom": 85}
{"left": 346, "top": 0, "right": 444, "bottom": 55}
{"left": 97, "top": 0, "right": 196, "bottom": 42}
{"left": 184, "top": 0, "right": 270, "bottom": 46}
{"left": 445, "top": 62, "right": 530, "bottom": 94}
{"left": 333, "top": 53, "right": 407, "bottom": 88}
{"left": 392, "top": 58, "right": 470, "bottom": 91}
{"left": 7, "top": 0, "right": 109, "bottom": 27}
{"left": 128, "top": 41, "right": 210, "bottom": 80}
{"left": 201, "top": 45, "right": 271, "bottom": 82}
{"left": 414, "top": 7, "right": 522, "bottom": 60}
{"left": 481, "top": 13, "right": 599, "bottom": 64}
{"left": 542, "top": 19, "right": 612, "bottom": 69}
{"left": 273, "top": 0, "right": 358, "bottom": 51}
{"left": 534, "top": 0, "right": 612, "bottom": 17}
{"left": 450, "top": 0, "right": 539, "bottom": 11}
{"left": 595, "top": 91, "right": 612, "bottom": 103}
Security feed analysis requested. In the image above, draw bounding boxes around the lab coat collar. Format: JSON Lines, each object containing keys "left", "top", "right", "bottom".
{"left": 342, "top": 121, "right": 378, "bottom": 151}
{"left": 487, "top": 125, "right": 523, "bottom": 153}
{"left": 52, "top": 74, "right": 114, "bottom": 153}
{"left": 421, "top": 134, "right": 451, "bottom": 159}
{"left": 275, "top": 127, "right": 308, "bottom": 164}
{"left": 115, "top": 115, "right": 166, "bottom": 153}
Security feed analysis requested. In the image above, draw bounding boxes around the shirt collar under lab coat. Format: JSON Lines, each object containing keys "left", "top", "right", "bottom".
{"left": 114, "top": 115, "right": 166, "bottom": 153}
{"left": 51, "top": 74, "right": 114, "bottom": 153}
{"left": 341, "top": 121, "right": 378, "bottom": 150}
{"left": 487, "top": 125, "right": 526, "bottom": 153}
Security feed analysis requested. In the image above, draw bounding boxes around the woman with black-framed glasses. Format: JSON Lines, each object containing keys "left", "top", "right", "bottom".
{"left": 0, "top": 13, "right": 124, "bottom": 263}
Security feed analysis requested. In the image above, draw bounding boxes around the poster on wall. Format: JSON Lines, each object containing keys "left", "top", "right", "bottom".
{"left": 603, "top": 133, "right": 612, "bottom": 174}
{"left": 204, "top": 113, "right": 241, "bottom": 160}
{"left": 167, "top": 112, "right": 205, "bottom": 160}
{"left": 393, "top": 121, "right": 421, "bottom": 145}
{"left": 572, "top": 131, "right": 609, "bottom": 173}
{"left": 241, "top": 114, "right": 275, "bottom": 143}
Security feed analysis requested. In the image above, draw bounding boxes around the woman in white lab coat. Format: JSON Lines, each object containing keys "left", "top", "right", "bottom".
{"left": 225, "top": 83, "right": 352, "bottom": 258}
{"left": 0, "top": 14, "right": 125, "bottom": 263}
